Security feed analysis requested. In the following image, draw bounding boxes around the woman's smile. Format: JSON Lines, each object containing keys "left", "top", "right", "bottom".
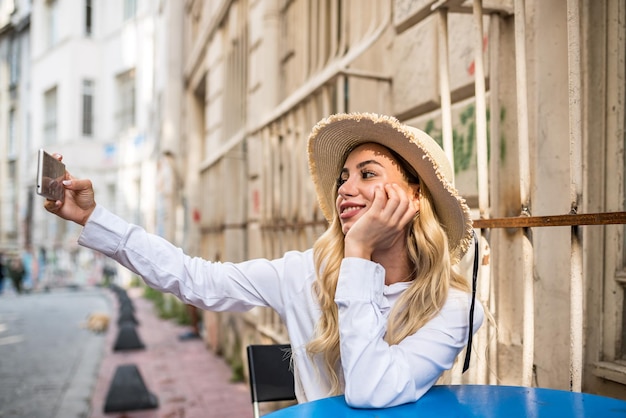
{"left": 339, "top": 203, "right": 366, "bottom": 218}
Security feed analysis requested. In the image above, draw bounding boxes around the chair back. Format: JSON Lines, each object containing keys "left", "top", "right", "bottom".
{"left": 246, "top": 344, "right": 296, "bottom": 418}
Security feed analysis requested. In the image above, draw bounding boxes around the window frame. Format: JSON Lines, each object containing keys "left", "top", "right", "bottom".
{"left": 115, "top": 69, "right": 136, "bottom": 133}
{"left": 82, "top": 79, "right": 95, "bottom": 137}
{"left": 43, "top": 86, "right": 58, "bottom": 146}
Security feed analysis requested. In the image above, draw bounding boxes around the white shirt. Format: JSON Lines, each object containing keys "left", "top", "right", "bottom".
{"left": 79, "top": 205, "right": 484, "bottom": 408}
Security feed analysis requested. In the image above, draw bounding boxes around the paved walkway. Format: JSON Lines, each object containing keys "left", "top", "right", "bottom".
{"left": 89, "top": 287, "right": 252, "bottom": 418}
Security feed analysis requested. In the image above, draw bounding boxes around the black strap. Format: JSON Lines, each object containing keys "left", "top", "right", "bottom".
{"left": 462, "top": 230, "right": 479, "bottom": 373}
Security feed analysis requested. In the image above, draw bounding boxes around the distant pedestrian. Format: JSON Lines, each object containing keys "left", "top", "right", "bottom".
{"left": 8, "top": 257, "right": 25, "bottom": 294}
{"left": 0, "top": 253, "right": 5, "bottom": 294}
{"left": 178, "top": 304, "right": 202, "bottom": 341}
{"left": 102, "top": 263, "right": 115, "bottom": 286}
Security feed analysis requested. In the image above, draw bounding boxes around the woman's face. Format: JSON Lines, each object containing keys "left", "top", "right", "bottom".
{"left": 335, "top": 143, "right": 420, "bottom": 234}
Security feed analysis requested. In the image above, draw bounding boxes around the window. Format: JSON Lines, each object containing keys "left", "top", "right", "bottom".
{"left": 107, "top": 183, "right": 117, "bottom": 214}
{"left": 6, "top": 159, "right": 17, "bottom": 236}
{"left": 47, "top": 0, "right": 59, "bottom": 48}
{"left": 85, "top": 0, "right": 93, "bottom": 36}
{"left": 8, "top": 109, "right": 16, "bottom": 158}
{"left": 116, "top": 70, "right": 135, "bottom": 132}
{"left": 133, "top": 178, "right": 141, "bottom": 225}
{"left": 44, "top": 87, "right": 58, "bottom": 146}
{"left": 9, "top": 37, "right": 19, "bottom": 86}
{"left": 82, "top": 79, "right": 94, "bottom": 136}
{"left": 280, "top": 0, "right": 342, "bottom": 99}
{"left": 124, "top": 0, "right": 137, "bottom": 21}
{"left": 223, "top": 4, "right": 247, "bottom": 139}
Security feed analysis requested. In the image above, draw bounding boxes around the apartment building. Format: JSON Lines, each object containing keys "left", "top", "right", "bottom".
{"left": 0, "top": 0, "right": 30, "bottom": 257}
{"left": 0, "top": 0, "right": 183, "bottom": 287}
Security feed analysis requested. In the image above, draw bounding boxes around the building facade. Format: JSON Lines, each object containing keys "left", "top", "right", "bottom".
{"left": 0, "top": 0, "right": 184, "bottom": 287}
{"left": 179, "top": 0, "right": 626, "bottom": 400}
{"left": 0, "top": 0, "right": 30, "bottom": 263}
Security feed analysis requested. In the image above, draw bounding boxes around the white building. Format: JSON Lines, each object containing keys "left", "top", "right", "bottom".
{"left": 0, "top": 0, "right": 183, "bottom": 287}
{"left": 0, "top": 0, "right": 31, "bottom": 258}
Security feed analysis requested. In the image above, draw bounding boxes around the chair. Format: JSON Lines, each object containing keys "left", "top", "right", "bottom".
{"left": 246, "top": 344, "right": 297, "bottom": 418}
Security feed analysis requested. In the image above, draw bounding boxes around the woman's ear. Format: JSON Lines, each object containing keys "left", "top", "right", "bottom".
{"left": 410, "top": 184, "right": 421, "bottom": 210}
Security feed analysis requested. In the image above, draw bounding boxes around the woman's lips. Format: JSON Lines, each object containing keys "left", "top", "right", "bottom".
{"left": 339, "top": 205, "right": 364, "bottom": 219}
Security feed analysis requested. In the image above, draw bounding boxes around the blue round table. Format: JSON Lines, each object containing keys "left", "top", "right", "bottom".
{"left": 265, "top": 385, "right": 626, "bottom": 417}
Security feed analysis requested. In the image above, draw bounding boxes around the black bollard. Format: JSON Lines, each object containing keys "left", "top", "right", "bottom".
{"left": 117, "top": 306, "right": 139, "bottom": 325}
{"left": 113, "top": 322, "right": 146, "bottom": 351}
{"left": 117, "top": 293, "right": 135, "bottom": 311}
{"left": 103, "top": 364, "right": 158, "bottom": 412}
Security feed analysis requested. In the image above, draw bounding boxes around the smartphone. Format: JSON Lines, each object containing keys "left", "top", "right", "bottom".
{"left": 36, "top": 149, "right": 66, "bottom": 202}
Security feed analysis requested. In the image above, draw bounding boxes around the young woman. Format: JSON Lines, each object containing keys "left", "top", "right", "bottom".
{"left": 44, "top": 112, "right": 484, "bottom": 408}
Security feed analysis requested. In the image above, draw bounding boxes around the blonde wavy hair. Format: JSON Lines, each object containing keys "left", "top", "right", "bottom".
{"left": 306, "top": 179, "right": 470, "bottom": 396}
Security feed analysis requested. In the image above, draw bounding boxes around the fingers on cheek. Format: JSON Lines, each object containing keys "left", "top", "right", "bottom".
{"left": 388, "top": 185, "right": 404, "bottom": 204}
{"left": 390, "top": 183, "right": 406, "bottom": 200}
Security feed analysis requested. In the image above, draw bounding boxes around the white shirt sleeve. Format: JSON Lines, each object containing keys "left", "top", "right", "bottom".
{"left": 334, "top": 257, "right": 484, "bottom": 408}
{"left": 78, "top": 205, "right": 289, "bottom": 314}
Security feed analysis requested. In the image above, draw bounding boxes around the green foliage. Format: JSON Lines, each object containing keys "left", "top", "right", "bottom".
{"left": 129, "top": 275, "right": 143, "bottom": 287}
{"left": 229, "top": 355, "right": 245, "bottom": 383}
{"left": 499, "top": 107, "right": 507, "bottom": 163}
{"left": 227, "top": 338, "right": 245, "bottom": 383}
{"left": 142, "top": 284, "right": 192, "bottom": 325}
{"left": 142, "top": 285, "right": 162, "bottom": 302}
{"left": 422, "top": 103, "right": 507, "bottom": 174}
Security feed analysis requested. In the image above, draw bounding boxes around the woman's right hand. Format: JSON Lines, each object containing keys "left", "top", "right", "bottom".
{"left": 43, "top": 154, "right": 96, "bottom": 226}
{"left": 343, "top": 183, "right": 417, "bottom": 259}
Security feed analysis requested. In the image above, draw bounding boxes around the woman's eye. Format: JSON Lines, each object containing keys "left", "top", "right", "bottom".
{"left": 337, "top": 170, "right": 375, "bottom": 189}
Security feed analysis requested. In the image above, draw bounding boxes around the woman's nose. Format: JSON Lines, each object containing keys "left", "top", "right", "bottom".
{"left": 338, "top": 178, "right": 357, "bottom": 197}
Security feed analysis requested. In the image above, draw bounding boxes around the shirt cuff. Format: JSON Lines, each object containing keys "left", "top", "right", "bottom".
{"left": 335, "top": 257, "right": 385, "bottom": 303}
{"left": 78, "top": 205, "right": 129, "bottom": 257}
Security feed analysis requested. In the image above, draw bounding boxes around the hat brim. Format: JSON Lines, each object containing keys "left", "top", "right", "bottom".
{"left": 307, "top": 113, "right": 473, "bottom": 262}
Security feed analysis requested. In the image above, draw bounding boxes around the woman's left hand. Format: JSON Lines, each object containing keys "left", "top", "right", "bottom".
{"left": 344, "top": 183, "right": 417, "bottom": 259}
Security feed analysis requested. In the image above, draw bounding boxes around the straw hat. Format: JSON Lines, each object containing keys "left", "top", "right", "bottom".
{"left": 307, "top": 112, "right": 473, "bottom": 263}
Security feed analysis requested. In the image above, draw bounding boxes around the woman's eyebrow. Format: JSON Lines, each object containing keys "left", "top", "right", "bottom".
{"left": 356, "top": 160, "right": 383, "bottom": 169}
{"left": 340, "top": 160, "right": 383, "bottom": 173}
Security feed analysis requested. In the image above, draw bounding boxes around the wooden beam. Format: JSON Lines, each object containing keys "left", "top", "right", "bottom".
{"left": 472, "top": 212, "right": 626, "bottom": 229}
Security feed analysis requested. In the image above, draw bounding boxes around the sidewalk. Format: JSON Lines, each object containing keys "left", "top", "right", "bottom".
{"left": 89, "top": 287, "right": 252, "bottom": 418}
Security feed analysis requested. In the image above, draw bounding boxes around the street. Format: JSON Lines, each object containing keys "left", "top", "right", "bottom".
{"left": 0, "top": 286, "right": 112, "bottom": 418}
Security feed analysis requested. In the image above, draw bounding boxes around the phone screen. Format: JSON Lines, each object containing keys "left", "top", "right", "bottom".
{"left": 37, "top": 149, "right": 66, "bottom": 202}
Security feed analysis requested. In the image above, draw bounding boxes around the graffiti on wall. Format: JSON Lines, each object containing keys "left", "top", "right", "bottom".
{"left": 418, "top": 102, "right": 506, "bottom": 197}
